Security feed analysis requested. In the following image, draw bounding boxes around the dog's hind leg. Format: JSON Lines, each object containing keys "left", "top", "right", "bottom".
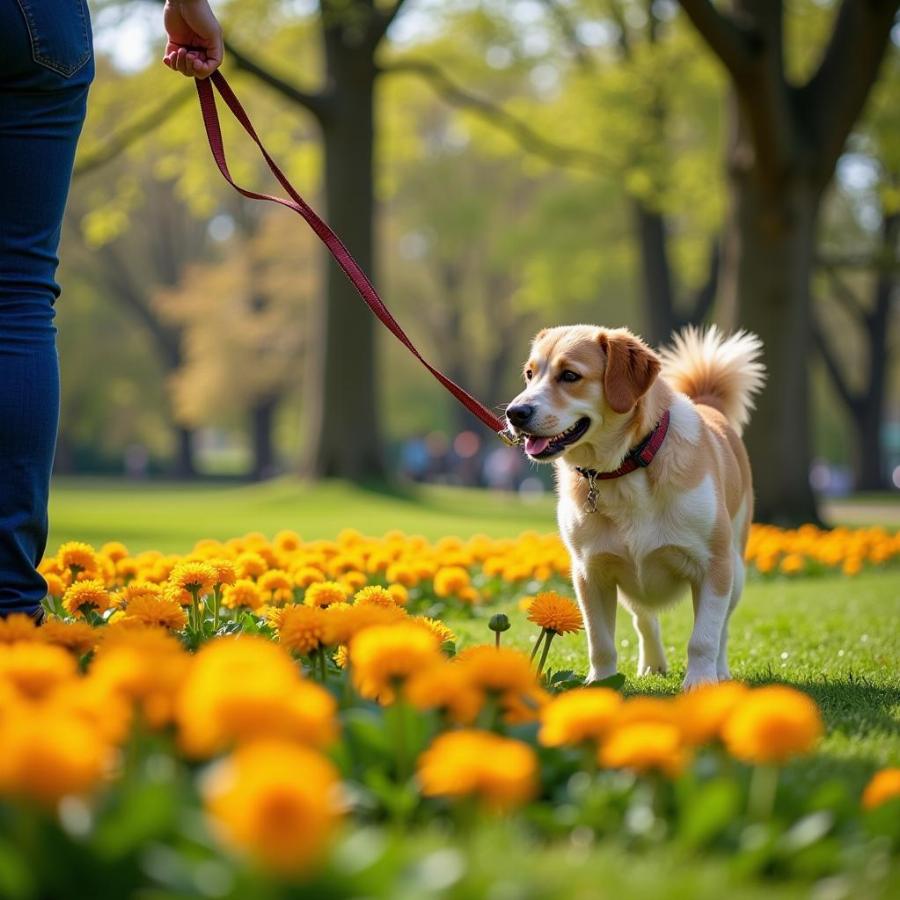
{"left": 628, "top": 602, "right": 668, "bottom": 676}
{"left": 717, "top": 550, "right": 744, "bottom": 681}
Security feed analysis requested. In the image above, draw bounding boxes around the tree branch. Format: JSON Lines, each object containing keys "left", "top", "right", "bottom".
{"left": 821, "top": 264, "right": 869, "bottom": 324}
{"left": 372, "top": 0, "right": 410, "bottom": 42}
{"left": 381, "top": 58, "right": 612, "bottom": 174}
{"left": 801, "top": 0, "right": 899, "bottom": 188}
{"left": 682, "top": 240, "right": 720, "bottom": 326}
{"left": 537, "top": 0, "right": 594, "bottom": 68}
{"left": 73, "top": 85, "right": 194, "bottom": 178}
{"left": 811, "top": 314, "right": 860, "bottom": 414}
{"left": 676, "top": 0, "right": 755, "bottom": 85}
{"left": 223, "top": 38, "right": 331, "bottom": 123}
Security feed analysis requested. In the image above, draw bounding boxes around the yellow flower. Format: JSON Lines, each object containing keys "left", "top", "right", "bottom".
{"left": 600, "top": 722, "right": 688, "bottom": 777}
{"left": 539, "top": 688, "right": 623, "bottom": 747}
{"left": 121, "top": 594, "right": 188, "bottom": 631}
{"left": 274, "top": 530, "right": 303, "bottom": 555}
{"left": 208, "top": 558, "right": 237, "bottom": 586}
{"left": 305, "top": 581, "right": 351, "bottom": 609}
{"left": 676, "top": 681, "right": 749, "bottom": 746}
{"left": 121, "top": 581, "right": 165, "bottom": 605}
{"left": 176, "top": 637, "right": 337, "bottom": 757}
{"left": 0, "top": 641, "right": 78, "bottom": 699}
{"left": 350, "top": 623, "right": 442, "bottom": 703}
{"left": 236, "top": 552, "right": 268, "bottom": 580}
{"left": 293, "top": 566, "right": 326, "bottom": 589}
{"left": 278, "top": 606, "right": 328, "bottom": 655}
{"left": 387, "top": 583, "right": 408, "bottom": 606}
{"left": 405, "top": 661, "right": 482, "bottom": 725}
{"left": 92, "top": 627, "right": 190, "bottom": 729}
{"left": 722, "top": 686, "right": 823, "bottom": 764}
{"left": 433, "top": 566, "right": 471, "bottom": 598}
{"left": 339, "top": 571, "right": 368, "bottom": 592}
{"left": 412, "top": 616, "right": 455, "bottom": 646}
{"left": 100, "top": 542, "right": 130, "bottom": 563}
{"left": 321, "top": 603, "right": 406, "bottom": 646}
{"left": 62, "top": 579, "right": 112, "bottom": 616}
{"left": 385, "top": 562, "right": 419, "bottom": 587}
{"left": 417, "top": 730, "right": 538, "bottom": 811}
{"left": 354, "top": 585, "right": 401, "bottom": 608}
{"left": 861, "top": 768, "right": 900, "bottom": 810}
{"left": 39, "top": 619, "right": 98, "bottom": 655}
{"left": 57, "top": 541, "right": 98, "bottom": 575}
{"left": 455, "top": 646, "right": 548, "bottom": 724}
{"left": 43, "top": 573, "right": 67, "bottom": 599}
{"left": 0, "top": 613, "right": 39, "bottom": 644}
{"left": 0, "top": 707, "right": 110, "bottom": 806}
{"left": 203, "top": 740, "right": 342, "bottom": 874}
{"left": 527, "top": 592, "right": 583, "bottom": 635}
{"left": 614, "top": 696, "right": 680, "bottom": 728}
{"left": 169, "top": 561, "right": 217, "bottom": 597}
{"left": 222, "top": 579, "right": 264, "bottom": 611}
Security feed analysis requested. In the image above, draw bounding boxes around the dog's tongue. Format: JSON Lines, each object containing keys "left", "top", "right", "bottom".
{"left": 525, "top": 435, "right": 551, "bottom": 456}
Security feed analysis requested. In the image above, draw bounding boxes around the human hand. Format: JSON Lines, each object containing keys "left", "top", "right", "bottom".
{"left": 163, "top": 0, "right": 223, "bottom": 79}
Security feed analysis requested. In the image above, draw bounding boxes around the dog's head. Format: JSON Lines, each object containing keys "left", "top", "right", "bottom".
{"left": 506, "top": 325, "right": 661, "bottom": 462}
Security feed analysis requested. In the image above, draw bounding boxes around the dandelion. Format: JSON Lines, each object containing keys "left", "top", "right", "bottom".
{"left": 861, "top": 768, "right": 900, "bottom": 810}
{"left": 417, "top": 730, "right": 538, "bottom": 811}
{"left": 203, "top": 740, "right": 341, "bottom": 874}
{"left": 354, "top": 585, "right": 400, "bottom": 609}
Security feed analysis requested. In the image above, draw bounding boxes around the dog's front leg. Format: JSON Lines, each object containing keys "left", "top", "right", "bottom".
{"left": 684, "top": 561, "right": 733, "bottom": 689}
{"left": 573, "top": 563, "right": 618, "bottom": 683}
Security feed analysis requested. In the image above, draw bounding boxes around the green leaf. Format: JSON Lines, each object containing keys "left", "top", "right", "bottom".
{"left": 678, "top": 778, "right": 741, "bottom": 849}
{"left": 589, "top": 673, "right": 626, "bottom": 691}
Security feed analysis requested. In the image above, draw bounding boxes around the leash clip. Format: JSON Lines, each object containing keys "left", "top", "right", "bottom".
{"left": 497, "top": 428, "right": 522, "bottom": 447}
{"left": 583, "top": 470, "right": 598, "bottom": 514}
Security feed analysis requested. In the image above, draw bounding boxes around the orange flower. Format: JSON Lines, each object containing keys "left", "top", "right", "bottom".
{"left": 600, "top": 722, "right": 688, "bottom": 777}
{"left": 527, "top": 592, "right": 582, "bottom": 635}
{"left": 305, "top": 581, "right": 350, "bottom": 609}
{"left": 539, "top": 687, "right": 622, "bottom": 747}
{"left": 0, "top": 614, "right": 39, "bottom": 644}
{"left": 417, "top": 730, "right": 538, "bottom": 811}
{"left": 349, "top": 623, "right": 442, "bottom": 703}
{"left": 40, "top": 619, "right": 98, "bottom": 655}
{"left": 277, "top": 606, "right": 328, "bottom": 655}
{"left": 676, "top": 681, "right": 749, "bottom": 746}
{"left": 62, "top": 579, "right": 112, "bottom": 617}
{"left": 861, "top": 768, "right": 900, "bottom": 810}
{"left": 203, "top": 740, "right": 341, "bottom": 874}
{"left": 722, "top": 686, "right": 823, "bottom": 764}
{"left": 405, "top": 661, "right": 482, "bottom": 725}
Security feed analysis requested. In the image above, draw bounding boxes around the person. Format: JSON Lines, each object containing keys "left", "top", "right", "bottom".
{"left": 0, "top": 0, "right": 222, "bottom": 619}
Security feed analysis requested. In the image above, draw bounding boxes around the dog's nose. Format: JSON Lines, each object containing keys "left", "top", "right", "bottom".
{"left": 506, "top": 403, "right": 535, "bottom": 428}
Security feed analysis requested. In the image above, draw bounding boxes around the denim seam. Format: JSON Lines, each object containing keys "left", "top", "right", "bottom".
{"left": 14, "top": 0, "right": 91, "bottom": 78}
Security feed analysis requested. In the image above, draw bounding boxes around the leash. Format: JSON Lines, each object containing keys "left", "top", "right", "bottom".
{"left": 195, "top": 71, "right": 518, "bottom": 446}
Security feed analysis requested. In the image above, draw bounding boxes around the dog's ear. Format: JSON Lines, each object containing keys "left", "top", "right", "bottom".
{"left": 598, "top": 332, "right": 661, "bottom": 414}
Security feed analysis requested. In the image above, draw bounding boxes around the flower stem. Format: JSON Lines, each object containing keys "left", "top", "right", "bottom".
{"left": 537, "top": 630, "right": 556, "bottom": 675}
{"left": 495, "top": 631, "right": 501, "bottom": 649}
{"left": 212, "top": 585, "right": 221, "bottom": 631}
{"left": 530, "top": 628, "right": 547, "bottom": 662}
{"left": 748, "top": 764, "right": 779, "bottom": 821}
{"left": 189, "top": 587, "right": 201, "bottom": 634}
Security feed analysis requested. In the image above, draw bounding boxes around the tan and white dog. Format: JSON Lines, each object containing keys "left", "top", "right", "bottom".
{"left": 506, "top": 325, "right": 765, "bottom": 688}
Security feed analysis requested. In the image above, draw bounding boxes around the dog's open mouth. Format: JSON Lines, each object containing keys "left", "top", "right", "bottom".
{"left": 522, "top": 417, "right": 590, "bottom": 459}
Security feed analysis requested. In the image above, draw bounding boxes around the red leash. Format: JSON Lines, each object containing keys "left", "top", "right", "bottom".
{"left": 195, "top": 71, "right": 516, "bottom": 445}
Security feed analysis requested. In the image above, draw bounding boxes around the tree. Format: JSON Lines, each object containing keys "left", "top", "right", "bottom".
{"left": 678, "top": 0, "right": 898, "bottom": 523}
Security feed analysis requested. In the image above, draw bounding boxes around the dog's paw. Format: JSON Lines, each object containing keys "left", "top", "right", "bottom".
{"left": 586, "top": 664, "right": 618, "bottom": 684}
{"left": 682, "top": 667, "right": 718, "bottom": 691}
{"left": 638, "top": 663, "right": 668, "bottom": 676}
{"left": 716, "top": 665, "right": 732, "bottom": 681}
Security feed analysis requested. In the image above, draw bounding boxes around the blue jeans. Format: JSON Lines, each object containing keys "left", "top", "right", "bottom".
{"left": 0, "top": 0, "right": 93, "bottom": 616}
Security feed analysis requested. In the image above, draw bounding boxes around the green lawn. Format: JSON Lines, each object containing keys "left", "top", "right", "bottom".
{"left": 45, "top": 477, "right": 900, "bottom": 897}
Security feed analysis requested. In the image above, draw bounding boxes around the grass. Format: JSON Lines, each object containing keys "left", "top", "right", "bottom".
{"left": 45, "top": 477, "right": 900, "bottom": 897}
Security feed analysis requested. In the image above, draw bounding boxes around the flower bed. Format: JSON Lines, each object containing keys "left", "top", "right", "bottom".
{"left": 0, "top": 528, "right": 896, "bottom": 896}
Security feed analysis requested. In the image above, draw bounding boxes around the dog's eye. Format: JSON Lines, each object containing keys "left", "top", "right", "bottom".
{"left": 560, "top": 370, "right": 581, "bottom": 383}
{"left": 525, "top": 369, "right": 533, "bottom": 381}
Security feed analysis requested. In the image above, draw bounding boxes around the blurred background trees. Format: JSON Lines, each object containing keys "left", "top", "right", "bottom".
{"left": 59, "top": 0, "right": 899, "bottom": 522}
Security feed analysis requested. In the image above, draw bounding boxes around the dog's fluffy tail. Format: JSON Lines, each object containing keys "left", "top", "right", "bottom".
{"left": 659, "top": 325, "right": 765, "bottom": 435}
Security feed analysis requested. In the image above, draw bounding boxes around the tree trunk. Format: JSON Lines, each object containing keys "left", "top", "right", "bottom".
{"left": 302, "top": 38, "right": 384, "bottom": 480}
{"left": 720, "top": 167, "right": 822, "bottom": 525}
{"left": 170, "top": 426, "right": 197, "bottom": 479}
{"left": 632, "top": 198, "right": 677, "bottom": 346}
{"left": 250, "top": 395, "right": 279, "bottom": 481}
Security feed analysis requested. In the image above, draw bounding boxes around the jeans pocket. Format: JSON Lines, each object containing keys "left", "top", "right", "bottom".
{"left": 15, "top": 0, "right": 92, "bottom": 77}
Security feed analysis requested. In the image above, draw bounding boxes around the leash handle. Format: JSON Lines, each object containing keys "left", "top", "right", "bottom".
{"left": 196, "top": 71, "right": 514, "bottom": 442}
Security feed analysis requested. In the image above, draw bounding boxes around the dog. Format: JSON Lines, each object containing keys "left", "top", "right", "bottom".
{"left": 506, "top": 325, "right": 765, "bottom": 688}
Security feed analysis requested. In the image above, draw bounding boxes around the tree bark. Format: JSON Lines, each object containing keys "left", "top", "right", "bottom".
{"left": 632, "top": 199, "right": 677, "bottom": 346}
{"left": 301, "top": 23, "right": 384, "bottom": 479}
{"left": 250, "top": 395, "right": 279, "bottom": 481}
{"left": 171, "top": 426, "right": 197, "bottom": 479}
